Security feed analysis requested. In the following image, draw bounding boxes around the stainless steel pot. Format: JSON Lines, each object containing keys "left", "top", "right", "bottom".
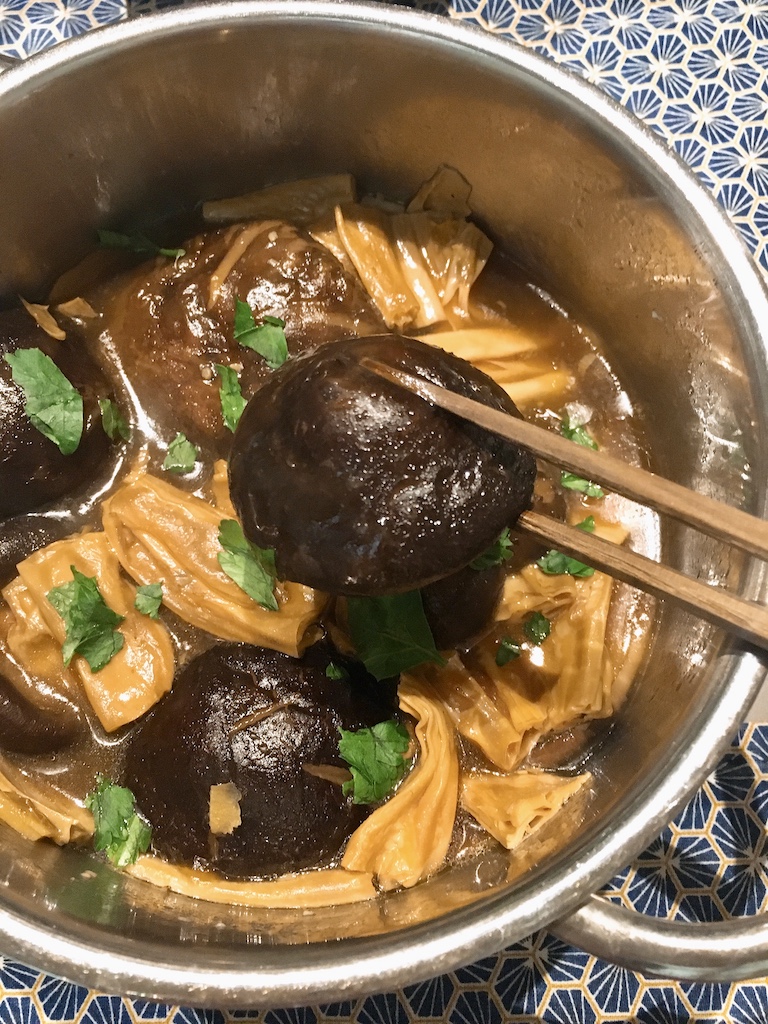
{"left": 1, "top": 1, "right": 768, "bottom": 1004}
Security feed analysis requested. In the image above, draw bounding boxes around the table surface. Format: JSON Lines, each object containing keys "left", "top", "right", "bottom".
{"left": 2, "top": 0, "right": 768, "bottom": 1020}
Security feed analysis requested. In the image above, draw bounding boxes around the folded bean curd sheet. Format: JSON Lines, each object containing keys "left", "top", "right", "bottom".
{"left": 0, "top": 756, "right": 93, "bottom": 845}
{"left": 333, "top": 203, "right": 492, "bottom": 330}
{"left": 102, "top": 465, "right": 327, "bottom": 657}
{"left": 342, "top": 675, "right": 459, "bottom": 891}
{"left": 461, "top": 770, "right": 591, "bottom": 850}
{"left": 128, "top": 857, "right": 376, "bottom": 909}
{"left": 414, "top": 520, "right": 628, "bottom": 773}
{"left": 2, "top": 532, "right": 174, "bottom": 733}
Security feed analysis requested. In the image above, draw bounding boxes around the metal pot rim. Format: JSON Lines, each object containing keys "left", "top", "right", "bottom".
{"left": 1, "top": 0, "right": 768, "bottom": 1005}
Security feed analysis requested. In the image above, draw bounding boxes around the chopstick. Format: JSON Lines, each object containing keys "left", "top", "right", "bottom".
{"left": 362, "top": 358, "right": 768, "bottom": 561}
{"left": 520, "top": 509, "right": 768, "bottom": 648}
{"left": 361, "top": 358, "right": 768, "bottom": 650}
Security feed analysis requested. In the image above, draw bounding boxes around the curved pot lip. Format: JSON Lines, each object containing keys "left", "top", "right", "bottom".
{"left": 2, "top": 0, "right": 768, "bottom": 1006}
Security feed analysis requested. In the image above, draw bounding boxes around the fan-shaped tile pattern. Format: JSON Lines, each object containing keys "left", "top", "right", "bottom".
{"left": 0, "top": 0, "right": 123, "bottom": 57}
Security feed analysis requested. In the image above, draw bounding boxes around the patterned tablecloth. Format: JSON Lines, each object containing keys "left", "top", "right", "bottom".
{"left": 2, "top": 0, "right": 768, "bottom": 1020}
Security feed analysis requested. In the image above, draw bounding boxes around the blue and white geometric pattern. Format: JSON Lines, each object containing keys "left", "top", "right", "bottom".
{"left": 410, "top": 0, "right": 768, "bottom": 278}
{"left": 0, "top": 0, "right": 124, "bottom": 59}
{"left": 3, "top": 1, "right": 768, "bottom": 1020}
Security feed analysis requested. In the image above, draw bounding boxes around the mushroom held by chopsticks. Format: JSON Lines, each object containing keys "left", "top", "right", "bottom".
{"left": 228, "top": 334, "right": 537, "bottom": 596}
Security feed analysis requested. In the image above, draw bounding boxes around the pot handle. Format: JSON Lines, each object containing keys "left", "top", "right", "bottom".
{"left": 552, "top": 894, "right": 768, "bottom": 982}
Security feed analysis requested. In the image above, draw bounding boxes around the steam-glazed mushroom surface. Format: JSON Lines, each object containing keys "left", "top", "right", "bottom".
{"left": 123, "top": 643, "right": 396, "bottom": 877}
{"left": 97, "top": 223, "right": 384, "bottom": 444}
{"left": 0, "top": 170, "right": 655, "bottom": 906}
{"left": 228, "top": 334, "right": 537, "bottom": 595}
{"left": 421, "top": 562, "right": 506, "bottom": 652}
{"left": 0, "top": 309, "right": 112, "bottom": 517}
{"left": 0, "top": 670, "right": 81, "bottom": 757}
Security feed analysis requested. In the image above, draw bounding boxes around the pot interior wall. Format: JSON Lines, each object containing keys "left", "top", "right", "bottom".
{"left": 0, "top": 11, "right": 764, "bottom": 955}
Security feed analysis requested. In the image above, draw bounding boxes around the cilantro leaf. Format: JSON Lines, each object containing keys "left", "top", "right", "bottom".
{"left": 524, "top": 611, "right": 551, "bottom": 645}
{"left": 536, "top": 515, "right": 597, "bottom": 578}
{"left": 215, "top": 364, "right": 247, "bottom": 433}
{"left": 47, "top": 567, "right": 124, "bottom": 672}
{"left": 559, "top": 415, "right": 603, "bottom": 497}
{"left": 85, "top": 776, "right": 152, "bottom": 868}
{"left": 495, "top": 637, "right": 521, "bottom": 666}
{"left": 470, "top": 528, "right": 515, "bottom": 571}
{"left": 560, "top": 472, "right": 604, "bottom": 498}
{"left": 217, "top": 519, "right": 278, "bottom": 611}
{"left": 326, "top": 662, "right": 349, "bottom": 680}
{"left": 338, "top": 721, "right": 411, "bottom": 804}
{"left": 234, "top": 298, "right": 288, "bottom": 369}
{"left": 99, "top": 398, "right": 130, "bottom": 442}
{"left": 97, "top": 229, "right": 184, "bottom": 260}
{"left": 347, "top": 591, "right": 446, "bottom": 681}
{"left": 4, "top": 348, "right": 83, "bottom": 455}
{"left": 162, "top": 432, "right": 198, "bottom": 473}
{"left": 560, "top": 414, "right": 598, "bottom": 450}
{"left": 537, "top": 550, "right": 595, "bottom": 577}
{"left": 134, "top": 583, "right": 163, "bottom": 619}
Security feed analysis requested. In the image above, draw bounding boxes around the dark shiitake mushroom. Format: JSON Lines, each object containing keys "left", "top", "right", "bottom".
{"left": 122, "top": 642, "right": 397, "bottom": 878}
{"left": 100, "top": 223, "right": 384, "bottom": 443}
{"left": 0, "top": 309, "right": 111, "bottom": 517}
{"left": 421, "top": 562, "right": 505, "bottom": 651}
{"left": 229, "top": 334, "right": 536, "bottom": 595}
{"left": 0, "top": 673, "right": 80, "bottom": 756}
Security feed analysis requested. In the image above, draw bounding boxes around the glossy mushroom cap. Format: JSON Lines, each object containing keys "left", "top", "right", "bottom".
{"left": 0, "top": 673, "right": 80, "bottom": 756}
{"left": 228, "top": 334, "right": 536, "bottom": 596}
{"left": 101, "top": 222, "right": 383, "bottom": 445}
{"left": 122, "top": 642, "right": 397, "bottom": 879}
{"left": 0, "top": 309, "right": 111, "bottom": 517}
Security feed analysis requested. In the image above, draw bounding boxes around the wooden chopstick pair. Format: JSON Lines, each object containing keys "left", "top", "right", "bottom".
{"left": 362, "top": 358, "right": 768, "bottom": 652}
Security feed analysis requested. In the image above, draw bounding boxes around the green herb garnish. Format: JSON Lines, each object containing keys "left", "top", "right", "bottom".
{"left": 99, "top": 398, "right": 131, "bottom": 442}
{"left": 346, "top": 591, "right": 446, "bottom": 681}
{"left": 560, "top": 415, "right": 598, "bottom": 450}
{"left": 537, "top": 516, "right": 596, "bottom": 578}
{"left": 495, "top": 637, "right": 521, "bottom": 666}
{"left": 47, "top": 567, "right": 124, "bottom": 672}
{"left": 326, "top": 662, "right": 349, "bottom": 681}
{"left": 97, "top": 229, "right": 184, "bottom": 260}
{"left": 4, "top": 348, "right": 83, "bottom": 455}
{"left": 215, "top": 364, "right": 247, "bottom": 433}
{"left": 524, "top": 611, "right": 551, "bottom": 646}
{"left": 162, "top": 432, "right": 197, "bottom": 473}
{"left": 85, "top": 776, "right": 151, "bottom": 868}
{"left": 338, "top": 721, "right": 411, "bottom": 804}
{"left": 234, "top": 298, "right": 288, "bottom": 369}
{"left": 470, "top": 528, "right": 514, "bottom": 571}
{"left": 217, "top": 519, "right": 278, "bottom": 611}
{"left": 561, "top": 473, "right": 604, "bottom": 498}
{"left": 559, "top": 414, "right": 603, "bottom": 497}
{"left": 134, "top": 583, "right": 163, "bottom": 619}
{"left": 537, "top": 551, "right": 595, "bottom": 577}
